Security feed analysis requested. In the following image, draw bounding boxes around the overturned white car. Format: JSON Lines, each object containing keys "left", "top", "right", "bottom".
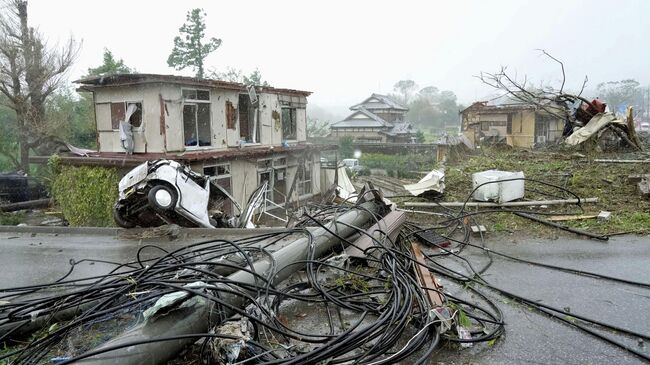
{"left": 113, "top": 160, "right": 257, "bottom": 229}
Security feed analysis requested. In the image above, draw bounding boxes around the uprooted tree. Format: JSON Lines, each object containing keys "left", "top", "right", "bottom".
{"left": 477, "top": 49, "right": 642, "bottom": 150}
{"left": 0, "top": 0, "right": 79, "bottom": 171}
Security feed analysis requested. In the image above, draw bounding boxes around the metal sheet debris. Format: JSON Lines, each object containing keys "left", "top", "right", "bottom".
{"left": 404, "top": 168, "right": 445, "bottom": 197}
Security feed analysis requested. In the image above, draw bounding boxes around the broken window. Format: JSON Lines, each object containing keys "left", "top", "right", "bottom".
{"left": 298, "top": 162, "right": 312, "bottom": 196}
{"left": 273, "top": 167, "right": 287, "bottom": 204}
{"left": 203, "top": 163, "right": 230, "bottom": 177}
{"left": 238, "top": 94, "right": 259, "bottom": 142}
{"left": 205, "top": 163, "right": 232, "bottom": 215}
{"left": 183, "top": 89, "right": 211, "bottom": 147}
{"left": 282, "top": 108, "right": 297, "bottom": 140}
{"left": 110, "top": 102, "right": 142, "bottom": 129}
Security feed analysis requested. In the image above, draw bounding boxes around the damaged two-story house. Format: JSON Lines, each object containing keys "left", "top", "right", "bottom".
{"left": 330, "top": 94, "right": 415, "bottom": 143}
{"left": 40, "top": 73, "right": 335, "bottom": 214}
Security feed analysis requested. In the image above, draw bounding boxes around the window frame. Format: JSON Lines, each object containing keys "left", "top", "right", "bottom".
{"left": 281, "top": 107, "right": 298, "bottom": 141}
{"left": 181, "top": 88, "right": 212, "bottom": 149}
{"left": 110, "top": 101, "right": 143, "bottom": 131}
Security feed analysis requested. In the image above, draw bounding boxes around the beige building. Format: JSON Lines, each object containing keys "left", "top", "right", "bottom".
{"left": 461, "top": 102, "right": 565, "bottom": 148}
{"left": 48, "top": 74, "right": 335, "bottom": 211}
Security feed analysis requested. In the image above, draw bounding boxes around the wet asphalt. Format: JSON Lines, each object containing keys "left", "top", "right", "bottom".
{"left": 0, "top": 229, "right": 649, "bottom": 364}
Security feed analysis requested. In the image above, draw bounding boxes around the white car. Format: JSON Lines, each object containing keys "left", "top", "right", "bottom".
{"left": 113, "top": 160, "right": 239, "bottom": 228}
{"left": 342, "top": 158, "right": 363, "bottom": 173}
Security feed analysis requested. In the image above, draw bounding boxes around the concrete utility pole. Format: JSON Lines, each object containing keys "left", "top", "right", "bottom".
{"left": 75, "top": 201, "right": 385, "bottom": 365}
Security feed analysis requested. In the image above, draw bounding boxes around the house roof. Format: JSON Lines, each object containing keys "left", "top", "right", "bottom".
{"left": 460, "top": 101, "right": 536, "bottom": 115}
{"left": 350, "top": 93, "right": 408, "bottom": 112}
{"left": 75, "top": 73, "right": 312, "bottom": 97}
{"left": 330, "top": 108, "right": 392, "bottom": 129}
{"left": 379, "top": 122, "right": 414, "bottom": 136}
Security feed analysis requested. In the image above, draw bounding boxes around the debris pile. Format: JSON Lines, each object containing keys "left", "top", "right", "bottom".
{"left": 1, "top": 181, "right": 649, "bottom": 364}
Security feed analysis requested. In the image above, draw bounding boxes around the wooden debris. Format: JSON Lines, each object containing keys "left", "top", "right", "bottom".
{"left": 547, "top": 214, "right": 597, "bottom": 222}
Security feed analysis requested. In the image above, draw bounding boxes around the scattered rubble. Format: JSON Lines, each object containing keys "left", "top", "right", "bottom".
{"left": 2, "top": 174, "right": 650, "bottom": 364}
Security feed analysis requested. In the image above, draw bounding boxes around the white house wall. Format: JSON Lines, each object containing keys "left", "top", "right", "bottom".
{"left": 92, "top": 84, "right": 308, "bottom": 153}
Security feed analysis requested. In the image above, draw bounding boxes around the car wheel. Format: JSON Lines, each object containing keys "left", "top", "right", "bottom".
{"left": 113, "top": 204, "right": 136, "bottom": 228}
{"left": 148, "top": 184, "right": 178, "bottom": 211}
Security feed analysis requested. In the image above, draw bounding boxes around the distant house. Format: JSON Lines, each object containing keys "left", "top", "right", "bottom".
{"left": 33, "top": 73, "right": 336, "bottom": 211}
{"left": 330, "top": 94, "right": 415, "bottom": 143}
{"left": 460, "top": 102, "right": 565, "bottom": 148}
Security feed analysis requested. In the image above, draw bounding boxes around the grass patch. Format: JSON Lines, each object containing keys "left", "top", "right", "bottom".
{"left": 439, "top": 147, "right": 650, "bottom": 236}
{"left": 50, "top": 158, "right": 119, "bottom": 227}
{"left": 0, "top": 211, "right": 25, "bottom": 225}
{"left": 360, "top": 152, "right": 437, "bottom": 179}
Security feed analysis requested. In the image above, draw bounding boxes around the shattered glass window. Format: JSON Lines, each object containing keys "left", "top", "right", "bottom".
{"left": 281, "top": 107, "right": 297, "bottom": 140}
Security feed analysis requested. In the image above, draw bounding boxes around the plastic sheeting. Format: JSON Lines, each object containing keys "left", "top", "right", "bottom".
{"left": 565, "top": 113, "right": 625, "bottom": 145}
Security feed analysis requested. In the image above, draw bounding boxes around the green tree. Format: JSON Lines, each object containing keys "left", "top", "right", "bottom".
{"left": 45, "top": 89, "right": 96, "bottom": 148}
{"left": 415, "top": 130, "right": 425, "bottom": 143}
{"left": 393, "top": 80, "right": 418, "bottom": 104}
{"left": 242, "top": 68, "right": 269, "bottom": 86}
{"left": 596, "top": 79, "right": 644, "bottom": 113}
{"left": 209, "top": 67, "right": 270, "bottom": 86}
{"left": 167, "top": 8, "right": 222, "bottom": 79}
{"left": 0, "top": 98, "right": 19, "bottom": 170}
{"left": 86, "top": 49, "right": 132, "bottom": 76}
{"left": 307, "top": 117, "right": 330, "bottom": 138}
{"left": 0, "top": 0, "right": 79, "bottom": 170}
{"left": 339, "top": 136, "right": 354, "bottom": 158}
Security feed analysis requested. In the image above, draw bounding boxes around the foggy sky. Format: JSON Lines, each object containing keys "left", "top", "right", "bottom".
{"left": 28, "top": 0, "right": 650, "bottom": 114}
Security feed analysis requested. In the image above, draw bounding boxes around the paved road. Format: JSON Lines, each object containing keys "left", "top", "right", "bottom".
{"left": 0, "top": 228, "right": 264, "bottom": 288}
{"left": 433, "top": 234, "right": 650, "bottom": 365}
{"left": 1, "top": 229, "right": 649, "bottom": 364}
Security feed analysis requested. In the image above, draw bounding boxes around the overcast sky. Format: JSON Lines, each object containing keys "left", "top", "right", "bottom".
{"left": 29, "top": 0, "right": 650, "bottom": 113}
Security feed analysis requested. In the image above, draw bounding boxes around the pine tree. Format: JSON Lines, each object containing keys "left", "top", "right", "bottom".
{"left": 167, "top": 8, "right": 221, "bottom": 79}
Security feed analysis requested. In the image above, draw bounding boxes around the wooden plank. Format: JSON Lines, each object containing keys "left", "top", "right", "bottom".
{"left": 411, "top": 241, "right": 445, "bottom": 307}
{"left": 547, "top": 214, "right": 597, "bottom": 222}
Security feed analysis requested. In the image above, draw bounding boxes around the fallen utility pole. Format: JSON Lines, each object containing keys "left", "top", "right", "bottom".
{"left": 403, "top": 197, "right": 598, "bottom": 208}
{"left": 514, "top": 212, "right": 608, "bottom": 241}
{"left": 0, "top": 198, "right": 51, "bottom": 212}
{"left": 75, "top": 200, "right": 386, "bottom": 365}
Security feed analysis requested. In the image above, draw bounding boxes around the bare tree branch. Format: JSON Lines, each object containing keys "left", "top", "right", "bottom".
{"left": 537, "top": 49, "right": 565, "bottom": 94}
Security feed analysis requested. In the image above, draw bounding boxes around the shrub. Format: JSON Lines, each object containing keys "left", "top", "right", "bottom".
{"left": 51, "top": 163, "right": 120, "bottom": 227}
{"left": 339, "top": 136, "right": 354, "bottom": 158}
{"left": 360, "top": 153, "right": 437, "bottom": 179}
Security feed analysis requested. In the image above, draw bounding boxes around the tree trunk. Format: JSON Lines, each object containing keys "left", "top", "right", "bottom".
{"left": 19, "top": 131, "right": 29, "bottom": 172}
